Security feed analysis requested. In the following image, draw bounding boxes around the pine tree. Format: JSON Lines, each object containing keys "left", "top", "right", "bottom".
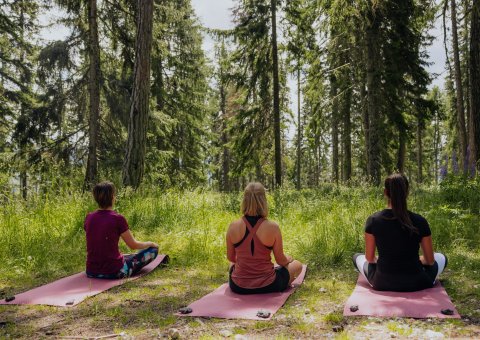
{"left": 148, "top": 0, "right": 210, "bottom": 187}
{"left": 450, "top": 0, "right": 468, "bottom": 172}
{"left": 84, "top": 0, "right": 101, "bottom": 189}
{"left": 469, "top": 0, "right": 480, "bottom": 172}
{"left": 1, "top": 0, "right": 40, "bottom": 198}
{"left": 123, "top": 0, "right": 154, "bottom": 188}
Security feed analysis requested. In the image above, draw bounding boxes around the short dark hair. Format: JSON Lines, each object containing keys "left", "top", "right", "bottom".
{"left": 92, "top": 182, "right": 115, "bottom": 209}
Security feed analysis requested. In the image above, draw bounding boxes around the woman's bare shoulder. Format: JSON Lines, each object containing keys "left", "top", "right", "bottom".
{"left": 228, "top": 218, "right": 245, "bottom": 230}
{"left": 262, "top": 219, "right": 280, "bottom": 231}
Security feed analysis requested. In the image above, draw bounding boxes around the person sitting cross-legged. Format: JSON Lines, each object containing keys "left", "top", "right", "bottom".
{"left": 226, "top": 182, "right": 303, "bottom": 294}
{"left": 84, "top": 181, "right": 159, "bottom": 279}
{"left": 353, "top": 173, "right": 447, "bottom": 292}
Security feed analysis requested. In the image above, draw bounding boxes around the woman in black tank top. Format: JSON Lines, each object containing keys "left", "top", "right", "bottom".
{"left": 352, "top": 174, "right": 448, "bottom": 292}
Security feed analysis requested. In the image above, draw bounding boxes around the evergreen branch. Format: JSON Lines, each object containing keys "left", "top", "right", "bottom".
{"left": 13, "top": 125, "right": 88, "bottom": 163}
{"left": 103, "top": 0, "right": 134, "bottom": 19}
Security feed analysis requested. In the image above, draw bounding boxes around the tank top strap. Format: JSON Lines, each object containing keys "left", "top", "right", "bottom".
{"left": 242, "top": 216, "right": 265, "bottom": 235}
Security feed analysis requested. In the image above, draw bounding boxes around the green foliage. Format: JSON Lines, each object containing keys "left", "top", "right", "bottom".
{"left": 438, "top": 175, "right": 480, "bottom": 213}
{"left": 1, "top": 184, "right": 479, "bottom": 293}
{"left": 147, "top": 0, "right": 211, "bottom": 187}
{"left": 1, "top": 185, "right": 480, "bottom": 337}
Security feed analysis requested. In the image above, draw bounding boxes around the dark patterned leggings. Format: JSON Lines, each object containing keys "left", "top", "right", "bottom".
{"left": 87, "top": 247, "right": 158, "bottom": 279}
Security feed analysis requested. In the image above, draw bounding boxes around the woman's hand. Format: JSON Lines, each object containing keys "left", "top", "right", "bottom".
{"left": 121, "top": 230, "right": 158, "bottom": 250}
{"left": 147, "top": 242, "right": 159, "bottom": 249}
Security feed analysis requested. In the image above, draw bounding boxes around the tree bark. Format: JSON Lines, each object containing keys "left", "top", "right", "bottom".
{"left": 366, "top": 7, "right": 382, "bottom": 185}
{"left": 84, "top": 0, "right": 101, "bottom": 190}
{"left": 464, "top": 2, "right": 471, "bottom": 142}
{"left": 296, "top": 67, "right": 301, "bottom": 190}
{"left": 330, "top": 75, "right": 339, "bottom": 184}
{"left": 123, "top": 0, "right": 154, "bottom": 188}
{"left": 220, "top": 81, "right": 230, "bottom": 192}
{"left": 271, "top": 0, "right": 282, "bottom": 187}
{"left": 469, "top": 0, "right": 480, "bottom": 173}
{"left": 396, "top": 132, "right": 406, "bottom": 173}
{"left": 19, "top": 1, "right": 28, "bottom": 199}
{"left": 20, "top": 170, "right": 27, "bottom": 200}
{"left": 417, "top": 118, "right": 423, "bottom": 183}
{"left": 434, "top": 112, "right": 440, "bottom": 183}
{"left": 342, "top": 84, "right": 352, "bottom": 182}
{"left": 360, "top": 76, "right": 369, "bottom": 177}
{"left": 451, "top": 0, "right": 468, "bottom": 173}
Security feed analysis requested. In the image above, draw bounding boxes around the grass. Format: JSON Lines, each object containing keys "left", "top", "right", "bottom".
{"left": 0, "top": 182, "right": 480, "bottom": 338}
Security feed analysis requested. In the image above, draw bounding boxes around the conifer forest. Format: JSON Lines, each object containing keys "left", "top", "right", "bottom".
{"left": 1, "top": 1, "right": 480, "bottom": 338}
{"left": 0, "top": 0, "right": 479, "bottom": 193}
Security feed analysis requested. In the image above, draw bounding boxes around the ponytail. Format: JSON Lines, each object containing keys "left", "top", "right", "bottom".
{"left": 384, "top": 174, "right": 417, "bottom": 234}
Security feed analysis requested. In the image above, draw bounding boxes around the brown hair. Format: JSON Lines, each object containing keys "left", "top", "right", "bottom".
{"left": 384, "top": 174, "right": 417, "bottom": 233}
{"left": 241, "top": 182, "right": 268, "bottom": 217}
{"left": 93, "top": 181, "right": 115, "bottom": 209}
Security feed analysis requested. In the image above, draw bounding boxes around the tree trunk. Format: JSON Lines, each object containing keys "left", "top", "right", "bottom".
{"left": 296, "top": 67, "right": 301, "bottom": 190}
{"left": 84, "top": 0, "right": 101, "bottom": 190}
{"left": 417, "top": 118, "right": 423, "bottom": 183}
{"left": 20, "top": 170, "right": 27, "bottom": 200}
{"left": 330, "top": 75, "right": 339, "bottom": 184}
{"left": 360, "top": 77, "right": 369, "bottom": 177}
{"left": 314, "top": 121, "right": 320, "bottom": 187}
{"left": 342, "top": 85, "right": 352, "bottom": 182}
{"left": 464, "top": 2, "right": 471, "bottom": 143}
{"left": 317, "top": 135, "right": 322, "bottom": 185}
{"left": 271, "top": 0, "right": 282, "bottom": 187}
{"left": 19, "top": 1, "right": 28, "bottom": 200}
{"left": 451, "top": 0, "right": 468, "bottom": 173}
{"left": 123, "top": 0, "right": 154, "bottom": 188}
{"left": 396, "top": 132, "right": 406, "bottom": 173}
{"left": 155, "top": 57, "right": 164, "bottom": 151}
{"left": 366, "top": 7, "right": 382, "bottom": 185}
{"left": 469, "top": 0, "right": 480, "bottom": 173}
{"left": 434, "top": 112, "right": 440, "bottom": 183}
{"left": 220, "top": 82, "right": 230, "bottom": 192}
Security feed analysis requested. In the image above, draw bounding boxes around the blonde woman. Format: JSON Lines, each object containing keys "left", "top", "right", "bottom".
{"left": 226, "top": 182, "right": 303, "bottom": 294}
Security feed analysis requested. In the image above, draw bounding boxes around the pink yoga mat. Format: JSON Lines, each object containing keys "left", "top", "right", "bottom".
{"left": 343, "top": 275, "right": 460, "bottom": 319}
{"left": 0, "top": 254, "right": 168, "bottom": 307}
{"left": 177, "top": 265, "right": 307, "bottom": 320}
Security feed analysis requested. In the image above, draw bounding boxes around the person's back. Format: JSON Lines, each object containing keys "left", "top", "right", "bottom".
{"left": 85, "top": 210, "right": 128, "bottom": 275}
{"left": 365, "top": 209, "right": 434, "bottom": 291}
{"left": 84, "top": 181, "right": 159, "bottom": 279}
{"left": 353, "top": 174, "right": 447, "bottom": 292}
{"left": 229, "top": 216, "right": 276, "bottom": 289}
{"left": 226, "top": 182, "right": 303, "bottom": 294}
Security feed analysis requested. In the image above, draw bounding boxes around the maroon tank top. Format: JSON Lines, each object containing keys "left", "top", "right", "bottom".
{"left": 230, "top": 216, "right": 276, "bottom": 289}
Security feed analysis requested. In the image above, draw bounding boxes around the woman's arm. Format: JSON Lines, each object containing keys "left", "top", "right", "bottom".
{"left": 121, "top": 230, "right": 158, "bottom": 250}
{"left": 365, "top": 233, "right": 377, "bottom": 263}
{"left": 226, "top": 224, "right": 237, "bottom": 263}
{"left": 420, "top": 235, "right": 435, "bottom": 265}
{"left": 272, "top": 226, "right": 292, "bottom": 267}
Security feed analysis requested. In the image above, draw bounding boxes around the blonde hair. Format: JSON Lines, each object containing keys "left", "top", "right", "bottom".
{"left": 241, "top": 182, "right": 268, "bottom": 217}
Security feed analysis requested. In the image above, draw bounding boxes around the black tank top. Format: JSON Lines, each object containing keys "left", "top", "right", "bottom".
{"left": 234, "top": 215, "right": 273, "bottom": 250}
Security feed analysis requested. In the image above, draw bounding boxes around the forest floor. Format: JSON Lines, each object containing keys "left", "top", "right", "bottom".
{"left": 1, "top": 185, "right": 480, "bottom": 339}
{"left": 1, "top": 263, "right": 480, "bottom": 339}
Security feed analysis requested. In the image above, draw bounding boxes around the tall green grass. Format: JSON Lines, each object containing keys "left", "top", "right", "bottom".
{"left": 0, "top": 182, "right": 479, "bottom": 292}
